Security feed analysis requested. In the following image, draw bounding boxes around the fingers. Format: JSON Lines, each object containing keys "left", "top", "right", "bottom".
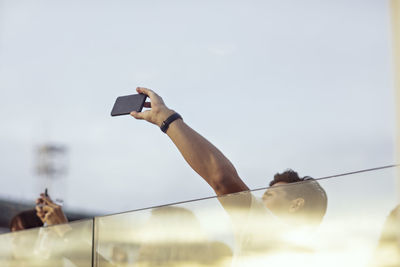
{"left": 44, "top": 212, "right": 51, "bottom": 222}
{"left": 36, "top": 206, "right": 47, "bottom": 222}
{"left": 130, "top": 110, "right": 150, "bottom": 120}
{"left": 41, "top": 205, "right": 55, "bottom": 212}
{"left": 35, "top": 205, "right": 43, "bottom": 214}
{"left": 130, "top": 111, "right": 144, "bottom": 120}
{"left": 36, "top": 204, "right": 54, "bottom": 214}
{"left": 37, "top": 212, "right": 46, "bottom": 221}
{"left": 37, "top": 209, "right": 46, "bottom": 217}
{"left": 36, "top": 194, "right": 65, "bottom": 225}
{"left": 36, "top": 205, "right": 58, "bottom": 222}
{"left": 37, "top": 193, "right": 49, "bottom": 204}
{"left": 38, "top": 194, "right": 58, "bottom": 207}
{"left": 40, "top": 192, "right": 51, "bottom": 199}
{"left": 136, "top": 87, "right": 165, "bottom": 105}
{"left": 132, "top": 87, "right": 170, "bottom": 126}
{"left": 136, "top": 87, "right": 156, "bottom": 98}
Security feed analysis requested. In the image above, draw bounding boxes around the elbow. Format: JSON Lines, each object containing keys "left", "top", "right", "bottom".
{"left": 209, "top": 166, "right": 248, "bottom": 196}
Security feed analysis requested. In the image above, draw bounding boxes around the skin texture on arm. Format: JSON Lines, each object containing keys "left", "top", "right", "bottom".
{"left": 130, "top": 87, "right": 249, "bottom": 196}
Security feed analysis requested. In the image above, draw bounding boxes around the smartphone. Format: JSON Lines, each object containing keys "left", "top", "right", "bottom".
{"left": 111, "top": 93, "right": 148, "bottom": 116}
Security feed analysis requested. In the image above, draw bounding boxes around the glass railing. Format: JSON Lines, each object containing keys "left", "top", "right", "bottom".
{"left": 0, "top": 219, "right": 93, "bottom": 266}
{"left": 94, "top": 166, "right": 400, "bottom": 267}
{"left": 0, "top": 166, "right": 399, "bottom": 266}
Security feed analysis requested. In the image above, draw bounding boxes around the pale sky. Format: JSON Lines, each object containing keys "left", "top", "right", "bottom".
{"left": 0, "top": 0, "right": 397, "bottom": 214}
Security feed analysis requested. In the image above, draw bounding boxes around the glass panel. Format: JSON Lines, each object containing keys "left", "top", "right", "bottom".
{"left": 94, "top": 167, "right": 399, "bottom": 267}
{"left": 0, "top": 219, "right": 93, "bottom": 267}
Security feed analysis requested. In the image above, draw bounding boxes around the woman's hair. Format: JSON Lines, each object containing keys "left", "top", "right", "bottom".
{"left": 9, "top": 209, "right": 43, "bottom": 231}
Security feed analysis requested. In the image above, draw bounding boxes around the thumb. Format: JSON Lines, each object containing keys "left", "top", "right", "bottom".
{"left": 130, "top": 111, "right": 143, "bottom": 120}
{"left": 130, "top": 110, "right": 149, "bottom": 120}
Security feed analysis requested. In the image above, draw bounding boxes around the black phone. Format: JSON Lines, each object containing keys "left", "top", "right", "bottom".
{"left": 111, "top": 93, "right": 148, "bottom": 116}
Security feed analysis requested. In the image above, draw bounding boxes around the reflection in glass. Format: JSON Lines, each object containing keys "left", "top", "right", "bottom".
{"left": 95, "top": 178, "right": 327, "bottom": 266}
{"left": 95, "top": 206, "right": 233, "bottom": 267}
{"left": 220, "top": 179, "right": 327, "bottom": 266}
{"left": 371, "top": 204, "right": 400, "bottom": 267}
{"left": 0, "top": 220, "right": 93, "bottom": 266}
{"left": 135, "top": 207, "right": 232, "bottom": 266}
{"left": 94, "top": 168, "right": 399, "bottom": 267}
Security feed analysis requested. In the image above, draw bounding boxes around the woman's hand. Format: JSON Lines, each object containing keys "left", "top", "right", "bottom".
{"left": 36, "top": 194, "right": 68, "bottom": 226}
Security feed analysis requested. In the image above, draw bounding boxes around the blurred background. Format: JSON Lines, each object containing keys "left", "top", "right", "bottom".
{"left": 0, "top": 0, "right": 397, "bottom": 231}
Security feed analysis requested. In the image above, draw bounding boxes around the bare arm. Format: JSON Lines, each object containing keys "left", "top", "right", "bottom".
{"left": 130, "top": 87, "right": 249, "bottom": 196}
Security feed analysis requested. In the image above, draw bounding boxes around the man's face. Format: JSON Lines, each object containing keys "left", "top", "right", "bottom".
{"left": 262, "top": 182, "right": 292, "bottom": 216}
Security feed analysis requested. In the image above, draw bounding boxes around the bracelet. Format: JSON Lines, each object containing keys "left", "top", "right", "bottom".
{"left": 160, "top": 113, "right": 182, "bottom": 133}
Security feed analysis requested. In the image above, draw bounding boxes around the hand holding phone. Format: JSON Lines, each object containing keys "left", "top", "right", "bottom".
{"left": 111, "top": 93, "right": 148, "bottom": 116}
{"left": 36, "top": 191, "right": 68, "bottom": 226}
{"left": 129, "top": 87, "right": 176, "bottom": 127}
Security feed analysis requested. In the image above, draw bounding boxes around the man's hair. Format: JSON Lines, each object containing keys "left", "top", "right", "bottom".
{"left": 270, "top": 169, "right": 328, "bottom": 225}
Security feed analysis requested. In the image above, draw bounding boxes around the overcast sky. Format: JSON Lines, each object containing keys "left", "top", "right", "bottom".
{"left": 0, "top": 0, "right": 397, "bottom": 215}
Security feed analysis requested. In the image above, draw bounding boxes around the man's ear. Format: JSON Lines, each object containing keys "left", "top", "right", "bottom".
{"left": 289, "top": 198, "right": 305, "bottom": 212}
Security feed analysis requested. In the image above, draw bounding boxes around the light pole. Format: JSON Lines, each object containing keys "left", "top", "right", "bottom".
{"left": 35, "top": 143, "right": 68, "bottom": 204}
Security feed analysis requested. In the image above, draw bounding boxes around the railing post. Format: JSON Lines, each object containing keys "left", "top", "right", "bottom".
{"left": 392, "top": 0, "right": 400, "bottom": 202}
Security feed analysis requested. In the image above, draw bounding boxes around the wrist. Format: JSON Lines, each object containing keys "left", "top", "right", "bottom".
{"left": 160, "top": 112, "right": 182, "bottom": 133}
{"left": 156, "top": 108, "right": 175, "bottom": 127}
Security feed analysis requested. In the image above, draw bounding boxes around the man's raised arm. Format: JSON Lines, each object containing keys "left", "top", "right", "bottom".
{"left": 130, "top": 87, "right": 249, "bottom": 196}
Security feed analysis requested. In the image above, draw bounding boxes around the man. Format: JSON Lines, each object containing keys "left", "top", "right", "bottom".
{"left": 130, "top": 87, "right": 327, "bottom": 223}
{"left": 131, "top": 87, "right": 327, "bottom": 263}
